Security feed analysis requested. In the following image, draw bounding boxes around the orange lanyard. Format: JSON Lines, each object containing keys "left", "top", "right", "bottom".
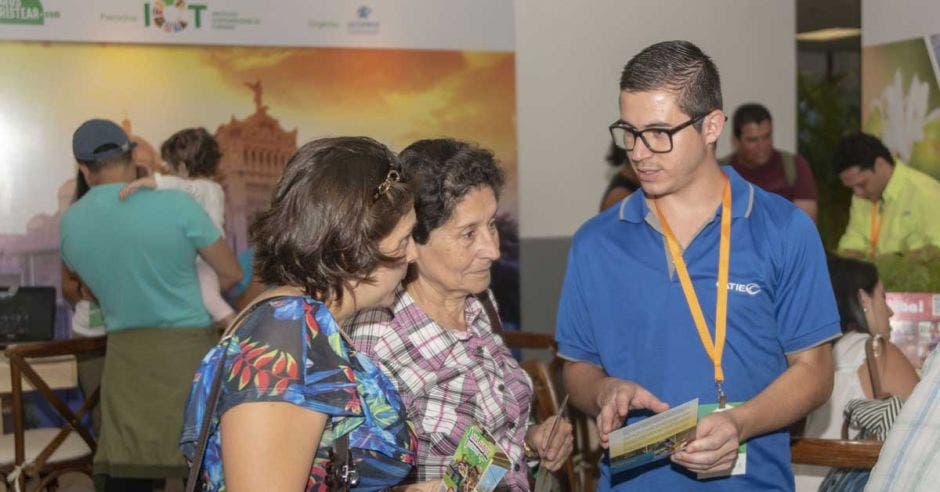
{"left": 869, "top": 202, "right": 882, "bottom": 258}
{"left": 653, "top": 176, "right": 732, "bottom": 408}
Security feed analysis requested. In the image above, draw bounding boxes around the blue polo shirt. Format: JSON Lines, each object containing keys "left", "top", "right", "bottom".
{"left": 556, "top": 168, "right": 839, "bottom": 491}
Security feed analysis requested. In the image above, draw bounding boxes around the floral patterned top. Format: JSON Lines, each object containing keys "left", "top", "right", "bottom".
{"left": 180, "top": 296, "right": 416, "bottom": 491}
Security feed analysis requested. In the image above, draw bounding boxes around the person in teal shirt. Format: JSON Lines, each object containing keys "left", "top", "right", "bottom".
{"left": 60, "top": 119, "right": 242, "bottom": 488}
{"left": 833, "top": 132, "right": 940, "bottom": 257}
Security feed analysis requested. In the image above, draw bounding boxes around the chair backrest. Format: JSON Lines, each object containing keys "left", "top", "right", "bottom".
{"left": 2, "top": 336, "right": 106, "bottom": 489}
{"left": 497, "top": 330, "right": 599, "bottom": 491}
{"left": 790, "top": 436, "right": 882, "bottom": 469}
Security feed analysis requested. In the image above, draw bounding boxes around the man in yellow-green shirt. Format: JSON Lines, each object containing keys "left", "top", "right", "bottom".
{"left": 833, "top": 132, "right": 940, "bottom": 257}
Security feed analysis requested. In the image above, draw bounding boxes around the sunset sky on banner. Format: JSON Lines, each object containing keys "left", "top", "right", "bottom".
{"left": 0, "top": 42, "right": 517, "bottom": 234}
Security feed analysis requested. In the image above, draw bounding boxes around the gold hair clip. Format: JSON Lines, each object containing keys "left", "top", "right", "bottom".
{"left": 373, "top": 168, "right": 401, "bottom": 201}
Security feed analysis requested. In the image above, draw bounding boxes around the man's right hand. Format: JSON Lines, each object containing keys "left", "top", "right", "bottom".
{"left": 595, "top": 377, "right": 669, "bottom": 448}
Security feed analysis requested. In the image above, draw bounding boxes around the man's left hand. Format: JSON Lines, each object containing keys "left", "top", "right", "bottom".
{"left": 670, "top": 409, "right": 742, "bottom": 474}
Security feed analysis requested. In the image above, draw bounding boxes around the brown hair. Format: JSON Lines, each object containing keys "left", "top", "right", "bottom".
{"left": 160, "top": 127, "right": 222, "bottom": 178}
{"left": 250, "top": 136, "right": 412, "bottom": 305}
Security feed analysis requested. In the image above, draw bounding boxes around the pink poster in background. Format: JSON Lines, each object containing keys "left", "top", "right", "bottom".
{"left": 887, "top": 292, "right": 940, "bottom": 370}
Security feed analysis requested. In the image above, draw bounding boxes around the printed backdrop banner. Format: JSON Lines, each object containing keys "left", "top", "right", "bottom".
{"left": 0, "top": 1, "right": 520, "bottom": 335}
{"left": 887, "top": 292, "right": 940, "bottom": 370}
{"left": 862, "top": 35, "right": 940, "bottom": 179}
{"left": 0, "top": 0, "right": 513, "bottom": 51}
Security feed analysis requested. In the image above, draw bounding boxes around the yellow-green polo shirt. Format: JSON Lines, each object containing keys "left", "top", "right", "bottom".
{"left": 838, "top": 161, "right": 940, "bottom": 255}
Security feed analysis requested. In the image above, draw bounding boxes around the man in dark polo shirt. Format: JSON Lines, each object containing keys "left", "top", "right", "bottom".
{"left": 724, "top": 103, "right": 818, "bottom": 222}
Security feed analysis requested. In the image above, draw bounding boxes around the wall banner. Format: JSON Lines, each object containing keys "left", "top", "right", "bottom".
{"left": 0, "top": 0, "right": 521, "bottom": 335}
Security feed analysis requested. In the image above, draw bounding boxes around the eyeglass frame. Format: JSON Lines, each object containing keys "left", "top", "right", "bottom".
{"left": 608, "top": 112, "right": 711, "bottom": 154}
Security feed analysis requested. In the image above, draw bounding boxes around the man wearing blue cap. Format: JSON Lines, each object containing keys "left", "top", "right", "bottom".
{"left": 60, "top": 118, "right": 241, "bottom": 488}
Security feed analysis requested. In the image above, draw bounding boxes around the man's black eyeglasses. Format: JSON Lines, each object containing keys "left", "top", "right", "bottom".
{"left": 609, "top": 113, "right": 708, "bottom": 153}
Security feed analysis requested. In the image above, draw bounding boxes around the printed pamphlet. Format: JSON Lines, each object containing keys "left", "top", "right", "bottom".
{"left": 440, "top": 424, "right": 512, "bottom": 492}
{"left": 608, "top": 398, "right": 699, "bottom": 475}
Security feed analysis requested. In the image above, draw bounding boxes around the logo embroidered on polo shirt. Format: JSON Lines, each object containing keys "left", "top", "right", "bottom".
{"left": 726, "top": 282, "right": 761, "bottom": 296}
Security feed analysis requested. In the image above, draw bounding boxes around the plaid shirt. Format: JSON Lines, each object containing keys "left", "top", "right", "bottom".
{"left": 866, "top": 348, "right": 940, "bottom": 491}
{"left": 347, "top": 289, "right": 533, "bottom": 491}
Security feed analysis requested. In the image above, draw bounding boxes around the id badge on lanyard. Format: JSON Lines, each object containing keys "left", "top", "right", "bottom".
{"left": 653, "top": 173, "right": 732, "bottom": 408}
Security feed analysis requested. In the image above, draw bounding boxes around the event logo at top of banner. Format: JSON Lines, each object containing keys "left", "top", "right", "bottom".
{"left": 349, "top": 4, "right": 379, "bottom": 34}
{"left": 0, "top": 0, "right": 59, "bottom": 25}
{"left": 143, "top": 0, "right": 206, "bottom": 33}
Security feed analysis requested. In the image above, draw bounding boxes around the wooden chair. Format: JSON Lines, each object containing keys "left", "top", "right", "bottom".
{"left": 0, "top": 337, "right": 106, "bottom": 491}
{"left": 790, "top": 437, "right": 882, "bottom": 469}
{"left": 789, "top": 414, "right": 883, "bottom": 470}
{"left": 497, "top": 330, "right": 600, "bottom": 491}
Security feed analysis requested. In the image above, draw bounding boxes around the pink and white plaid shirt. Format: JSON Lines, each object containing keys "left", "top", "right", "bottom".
{"left": 347, "top": 289, "right": 533, "bottom": 491}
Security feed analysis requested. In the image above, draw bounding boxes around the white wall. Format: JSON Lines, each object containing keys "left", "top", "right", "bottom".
{"left": 514, "top": 0, "right": 797, "bottom": 238}
{"left": 862, "top": 0, "right": 940, "bottom": 46}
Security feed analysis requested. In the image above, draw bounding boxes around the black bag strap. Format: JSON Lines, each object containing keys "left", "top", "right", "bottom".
{"left": 328, "top": 432, "right": 356, "bottom": 492}
{"left": 185, "top": 344, "right": 228, "bottom": 491}
{"left": 185, "top": 292, "right": 289, "bottom": 492}
{"left": 477, "top": 291, "right": 502, "bottom": 332}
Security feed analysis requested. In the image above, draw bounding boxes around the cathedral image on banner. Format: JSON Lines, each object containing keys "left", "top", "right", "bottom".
{"left": 0, "top": 42, "right": 520, "bottom": 335}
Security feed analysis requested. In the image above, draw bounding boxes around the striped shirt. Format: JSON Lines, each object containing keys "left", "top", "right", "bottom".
{"left": 865, "top": 348, "right": 940, "bottom": 491}
{"left": 347, "top": 289, "right": 533, "bottom": 491}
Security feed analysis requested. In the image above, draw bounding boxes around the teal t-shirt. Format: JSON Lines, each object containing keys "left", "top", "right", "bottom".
{"left": 61, "top": 183, "right": 220, "bottom": 331}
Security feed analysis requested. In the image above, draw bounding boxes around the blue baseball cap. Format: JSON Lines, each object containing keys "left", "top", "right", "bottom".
{"left": 72, "top": 119, "right": 137, "bottom": 162}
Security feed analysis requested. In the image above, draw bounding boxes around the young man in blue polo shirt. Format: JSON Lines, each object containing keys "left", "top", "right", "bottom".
{"left": 557, "top": 41, "right": 840, "bottom": 490}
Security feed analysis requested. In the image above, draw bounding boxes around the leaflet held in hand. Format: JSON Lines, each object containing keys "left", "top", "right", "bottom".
{"left": 608, "top": 398, "right": 699, "bottom": 474}
{"left": 441, "top": 424, "right": 512, "bottom": 492}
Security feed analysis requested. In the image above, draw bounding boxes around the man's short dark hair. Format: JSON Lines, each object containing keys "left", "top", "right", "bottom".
{"left": 161, "top": 128, "right": 222, "bottom": 178}
{"left": 832, "top": 132, "right": 895, "bottom": 174}
{"left": 250, "top": 136, "right": 413, "bottom": 305}
{"left": 78, "top": 146, "right": 133, "bottom": 172}
{"left": 619, "top": 40, "right": 722, "bottom": 125}
{"left": 399, "top": 138, "right": 505, "bottom": 245}
{"left": 732, "top": 103, "right": 772, "bottom": 137}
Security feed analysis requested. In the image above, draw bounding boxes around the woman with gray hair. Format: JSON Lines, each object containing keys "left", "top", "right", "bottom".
{"left": 348, "top": 139, "right": 572, "bottom": 490}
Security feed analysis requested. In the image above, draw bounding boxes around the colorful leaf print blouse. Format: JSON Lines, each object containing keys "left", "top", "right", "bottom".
{"left": 180, "top": 296, "right": 416, "bottom": 491}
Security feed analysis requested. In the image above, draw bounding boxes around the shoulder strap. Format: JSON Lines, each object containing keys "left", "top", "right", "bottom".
{"left": 866, "top": 334, "right": 890, "bottom": 399}
{"left": 328, "top": 433, "right": 356, "bottom": 491}
{"left": 780, "top": 151, "right": 796, "bottom": 187}
{"left": 477, "top": 291, "right": 502, "bottom": 332}
{"left": 185, "top": 290, "right": 293, "bottom": 492}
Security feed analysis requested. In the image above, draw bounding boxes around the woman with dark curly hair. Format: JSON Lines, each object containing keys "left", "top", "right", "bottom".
{"left": 349, "top": 139, "right": 573, "bottom": 490}
{"left": 180, "top": 136, "right": 419, "bottom": 491}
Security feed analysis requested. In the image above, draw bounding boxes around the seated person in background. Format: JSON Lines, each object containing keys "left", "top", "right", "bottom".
{"left": 600, "top": 142, "right": 640, "bottom": 211}
{"left": 866, "top": 345, "right": 940, "bottom": 491}
{"left": 120, "top": 127, "right": 235, "bottom": 325}
{"left": 795, "top": 255, "right": 919, "bottom": 490}
{"left": 60, "top": 118, "right": 241, "bottom": 488}
{"left": 723, "top": 103, "right": 818, "bottom": 221}
{"left": 349, "top": 139, "right": 573, "bottom": 490}
{"left": 180, "top": 137, "right": 419, "bottom": 490}
{"left": 833, "top": 132, "right": 940, "bottom": 258}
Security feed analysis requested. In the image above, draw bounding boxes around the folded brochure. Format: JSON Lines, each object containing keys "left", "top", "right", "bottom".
{"left": 608, "top": 398, "right": 699, "bottom": 474}
{"left": 441, "top": 424, "right": 512, "bottom": 492}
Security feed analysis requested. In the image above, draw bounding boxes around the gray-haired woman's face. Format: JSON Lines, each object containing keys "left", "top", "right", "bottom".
{"left": 413, "top": 186, "right": 501, "bottom": 297}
